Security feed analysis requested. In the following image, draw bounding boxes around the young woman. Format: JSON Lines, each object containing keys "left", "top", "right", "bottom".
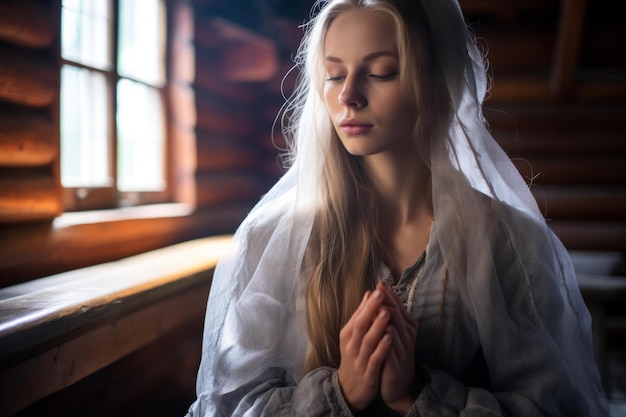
{"left": 186, "top": 0, "right": 609, "bottom": 415}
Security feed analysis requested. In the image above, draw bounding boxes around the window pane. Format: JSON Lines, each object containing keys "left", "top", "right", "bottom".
{"left": 118, "top": 0, "right": 166, "bottom": 85}
{"left": 117, "top": 79, "right": 165, "bottom": 192}
{"left": 61, "top": 65, "right": 111, "bottom": 188}
{"left": 61, "top": 0, "right": 112, "bottom": 70}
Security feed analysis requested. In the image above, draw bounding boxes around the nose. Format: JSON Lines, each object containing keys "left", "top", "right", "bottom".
{"left": 338, "top": 77, "right": 366, "bottom": 109}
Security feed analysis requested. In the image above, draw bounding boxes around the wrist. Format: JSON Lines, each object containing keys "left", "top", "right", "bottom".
{"left": 388, "top": 380, "right": 422, "bottom": 415}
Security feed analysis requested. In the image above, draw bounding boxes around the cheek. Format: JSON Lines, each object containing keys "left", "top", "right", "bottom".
{"left": 323, "top": 85, "right": 339, "bottom": 110}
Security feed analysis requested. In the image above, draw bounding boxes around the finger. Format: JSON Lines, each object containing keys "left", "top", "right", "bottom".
{"left": 364, "top": 329, "right": 392, "bottom": 378}
{"left": 359, "top": 307, "right": 391, "bottom": 358}
{"left": 340, "top": 291, "right": 371, "bottom": 350}
{"left": 351, "top": 289, "right": 387, "bottom": 342}
{"left": 378, "top": 284, "right": 417, "bottom": 333}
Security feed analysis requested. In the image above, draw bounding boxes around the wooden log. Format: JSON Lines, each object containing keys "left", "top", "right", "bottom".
{"left": 0, "top": 107, "right": 56, "bottom": 167}
{"left": 484, "top": 102, "right": 626, "bottom": 132}
{"left": 577, "top": 78, "right": 626, "bottom": 101}
{"left": 263, "top": 60, "right": 299, "bottom": 101}
{"left": 549, "top": 220, "right": 626, "bottom": 252}
{"left": 488, "top": 75, "right": 552, "bottom": 101}
{"left": 195, "top": 95, "right": 258, "bottom": 136}
{"left": 258, "top": 130, "right": 288, "bottom": 153}
{"left": 460, "top": 0, "right": 559, "bottom": 15}
{"left": 0, "top": 170, "right": 61, "bottom": 223}
{"left": 195, "top": 52, "right": 260, "bottom": 103}
{"left": 475, "top": 29, "right": 555, "bottom": 71}
{"left": 195, "top": 172, "right": 266, "bottom": 207}
{"left": 194, "top": 17, "right": 278, "bottom": 82}
{"left": 581, "top": 27, "right": 626, "bottom": 68}
{"left": 532, "top": 186, "right": 626, "bottom": 220}
{"left": 0, "top": 44, "right": 57, "bottom": 107}
{"left": 191, "top": 0, "right": 222, "bottom": 6}
{"left": 551, "top": 0, "right": 588, "bottom": 99}
{"left": 495, "top": 130, "right": 626, "bottom": 155}
{"left": 0, "top": 1, "right": 55, "bottom": 48}
{"left": 512, "top": 156, "right": 626, "bottom": 186}
{"left": 196, "top": 131, "right": 261, "bottom": 171}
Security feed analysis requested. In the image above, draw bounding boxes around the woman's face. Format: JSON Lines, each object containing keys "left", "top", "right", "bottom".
{"left": 323, "top": 9, "right": 417, "bottom": 159}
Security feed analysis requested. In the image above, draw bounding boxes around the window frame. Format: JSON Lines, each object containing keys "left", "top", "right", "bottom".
{"left": 60, "top": 0, "right": 171, "bottom": 212}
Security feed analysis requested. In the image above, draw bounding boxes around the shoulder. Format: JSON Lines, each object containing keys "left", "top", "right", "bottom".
{"left": 233, "top": 199, "right": 291, "bottom": 268}
{"left": 480, "top": 195, "right": 573, "bottom": 320}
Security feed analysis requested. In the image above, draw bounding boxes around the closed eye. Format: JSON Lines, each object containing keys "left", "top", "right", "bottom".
{"left": 326, "top": 75, "right": 346, "bottom": 82}
{"left": 369, "top": 73, "right": 397, "bottom": 81}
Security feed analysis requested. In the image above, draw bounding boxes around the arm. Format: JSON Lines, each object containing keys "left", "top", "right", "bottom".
{"left": 185, "top": 212, "right": 354, "bottom": 417}
{"left": 379, "top": 209, "right": 609, "bottom": 416}
{"left": 188, "top": 366, "right": 353, "bottom": 417}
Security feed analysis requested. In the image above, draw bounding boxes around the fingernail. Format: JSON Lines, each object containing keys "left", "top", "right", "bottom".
{"left": 373, "top": 290, "right": 382, "bottom": 300}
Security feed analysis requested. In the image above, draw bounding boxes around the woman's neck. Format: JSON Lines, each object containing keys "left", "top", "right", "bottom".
{"left": 363, "top": 150, "right": 434, "bottom": 278}
{"left": 363, "top": 150, "right": 431, "bottom": 223}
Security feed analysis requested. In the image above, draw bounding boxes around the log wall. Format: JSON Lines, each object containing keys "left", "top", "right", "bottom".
{"left": 460, "top": 0, "right": 626, "bottom": 254}
{"left": 0, "top": 0, "right": 61, "bottom": 224}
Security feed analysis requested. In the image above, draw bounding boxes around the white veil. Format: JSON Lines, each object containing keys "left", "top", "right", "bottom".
{"left": 190, "top": 0, "right": 609, "bottom": 415}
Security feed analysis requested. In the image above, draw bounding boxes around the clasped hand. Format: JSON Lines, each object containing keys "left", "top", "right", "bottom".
{"left": 337, "top": 282, "right": 421, "bottom": 415}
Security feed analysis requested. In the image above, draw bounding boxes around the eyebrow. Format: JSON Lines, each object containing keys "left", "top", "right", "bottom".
{"left": 324, "top": 51, "right": 398, "bottom": 63}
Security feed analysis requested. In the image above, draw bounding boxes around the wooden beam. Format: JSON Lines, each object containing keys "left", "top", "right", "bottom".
{"left": 0, "top": 44, "right": 57, "bottom": 107}
{"left": 0, "top": 109, "right": 56, "bottom": 167}
{"left": 196, "top": 131, "right": 261, "bottom": 171}
{"left": 0, "top": 170, "right": 61, "bottom": 223}
{"left": 195, "top": 95, "right": 259, "bottom": 136}
{"left": 195, "top": 17, "right": 278, "bottom": 82}
{"left": 531, "top": 186, "right": 626, "bottom": 220}
{"left": 195, "top": 172, "right": 267, "bottom": 207}
{"left": 0, "top": 2, "right": 55, "bottom": 48}
{"left": 550, "top": 0, "right": 588, "bottom": 99}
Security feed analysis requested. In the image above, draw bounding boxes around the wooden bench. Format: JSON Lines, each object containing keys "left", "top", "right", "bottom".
{"left": 0, "top": 236, "right": 232, "bottom": 417}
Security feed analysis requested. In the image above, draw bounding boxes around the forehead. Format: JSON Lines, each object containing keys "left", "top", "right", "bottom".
{"left": 324, "top": 9, "right": 398, "bottom": 59}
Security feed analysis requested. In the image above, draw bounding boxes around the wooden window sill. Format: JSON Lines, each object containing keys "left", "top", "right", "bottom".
{"left": 54, "top": 202, "right": 195, "bottom": 227}
{"left": 0, "top": 203, "right": 249, "bottom": 286}
{"left": 0, "top": 235, "right": 233, "bottom": 416}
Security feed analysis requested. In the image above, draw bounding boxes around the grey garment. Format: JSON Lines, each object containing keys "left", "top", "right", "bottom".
{"left": 185, "top": 202, "right": 605, "bottom": 417}
{"left": 380, "top": 251, "right": 427, "bottom": 311}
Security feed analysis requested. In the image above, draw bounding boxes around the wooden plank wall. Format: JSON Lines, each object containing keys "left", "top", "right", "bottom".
{"left": 191, "top": 2, "right": 298, "bottom": 210}
{"left": 461, "top": 0, "right": 626, "bottom": 254}
{"left": 0, "top": 0, "right": 61, "bottom": 223}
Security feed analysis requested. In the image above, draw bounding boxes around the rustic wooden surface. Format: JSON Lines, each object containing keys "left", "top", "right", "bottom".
{"left": 0, "top": 236, "right": 230, "bottom": 416}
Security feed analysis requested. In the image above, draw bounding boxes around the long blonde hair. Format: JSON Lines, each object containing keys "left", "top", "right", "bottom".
{"left": 280, "top": 0, "right": 452, "bottom": 372}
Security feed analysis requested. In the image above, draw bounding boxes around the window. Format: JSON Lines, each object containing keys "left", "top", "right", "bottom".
{"left": 61, "top": 0, "right": 168, "bottom": 210}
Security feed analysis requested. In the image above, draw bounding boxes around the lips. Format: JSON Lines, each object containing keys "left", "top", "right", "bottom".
{"left": 339, "top": 119, "right": 373, "bottom": 135}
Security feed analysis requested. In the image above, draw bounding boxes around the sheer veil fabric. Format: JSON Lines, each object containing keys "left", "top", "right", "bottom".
{"left": 187, "top": 0, "right": 609, "bottom": 415}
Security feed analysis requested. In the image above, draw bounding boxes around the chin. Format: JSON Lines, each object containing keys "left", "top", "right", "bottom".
{"left": 339, "top": 138, "right": 379, "bottom": 157}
